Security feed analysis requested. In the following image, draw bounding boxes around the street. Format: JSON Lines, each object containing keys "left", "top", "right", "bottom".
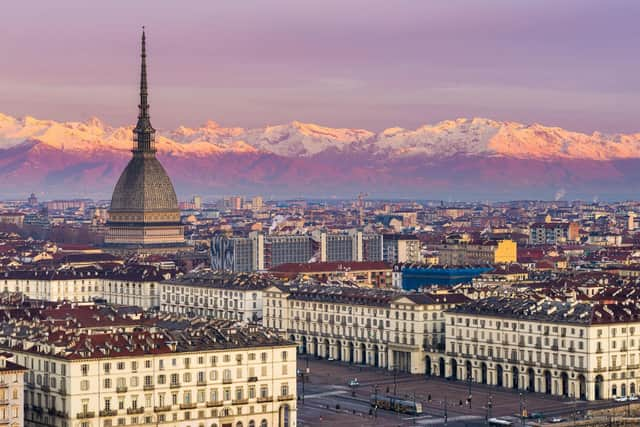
{"left": 296, "top": 357, "right": 635, "bottom": 426}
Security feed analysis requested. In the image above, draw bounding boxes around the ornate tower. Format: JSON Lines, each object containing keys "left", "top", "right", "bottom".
{"left": 104, "top": 29, "right": 186, "bottom": 254}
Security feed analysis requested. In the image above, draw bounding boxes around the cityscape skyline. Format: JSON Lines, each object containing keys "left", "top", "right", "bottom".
{"left": 2, "top": 0, "right": 640, "bottom": 133}
{"left": 5, "top": 4, "right": 640, "bottom": 427}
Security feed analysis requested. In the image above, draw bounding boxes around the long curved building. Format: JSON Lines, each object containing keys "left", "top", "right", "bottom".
{"left": 104, "top": 29, "right": 185, "bottom": 254}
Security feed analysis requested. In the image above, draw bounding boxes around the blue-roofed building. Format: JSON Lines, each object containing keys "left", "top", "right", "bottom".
{"left": 393, "top": 263, "right": 492, "bottom": 290}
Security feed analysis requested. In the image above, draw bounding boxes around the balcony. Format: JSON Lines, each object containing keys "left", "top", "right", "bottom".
{"left": 0, "top": 420, "right": 9, "bottom": 425}
{"left": 76, "top": 412, "right": 95, "bottom": 419}
{"left": 593, "top": 367, "right": 607, "bottom": 373}
{"left": 206, "top": 401, "right": 223, "bottom": 408}
{"left": 278, "top": 395, "right": 295, "bottom": 401}
{"left": 116, "top": 386, "right": 128, "bottom": 393}
{"left": 222, "top": 378, "right": 232, "bottom": 385}
{"left": 256, "top": 396, "right": 273, "bottom": 403}
{"left": 41, "top": 385, "right": 51, "bottom": 392}
{"left": 99, "top": 410, "right": 118, "bottom": 417}
{"left": 0, "top": 384, "right": 8, "bottom": 389}
{"left": 609, "top": 366, "right": 622, "bottom": 372}
{"left": 127, "top": 407, "right": 144, "bottom": 415}
{"left": 153, "top": 406, "right": 171, "bottom": 413}
{"left": 143, "top": 384, "right": 155, "bottom": 391}
{"left": 0, "top": 400, "right": 7, "bottom": 405}
{"left": 232, "top": 398, "right": 248, "bottom": 405}
{"left": 179, "top": 403, "right": 197, "bottom": 410}
{"left": 169, "top": 383, "right": 181, "bottom": 389}
{"left": 247, "top": 376, "right": 258, "bottom": 383}
{"left": 197, "top": 380, "right": 207, "bottom": 386}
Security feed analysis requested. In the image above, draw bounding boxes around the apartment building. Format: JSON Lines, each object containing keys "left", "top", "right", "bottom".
{"left": 444, "top": 297, "right": 640, "bottom": 401}
{"left": 263, "top": 284, "right": 468, "bottom": 374}
{"left": 211, "top": 230, "right": 383, "bottom": 273}
{"left": 160, "top": 271, "right": 271, "bottom": 321}
{"left": 102, "top": 265, "right": 174, "bottom": 309}
{"left": 2, "top": 265, "right": 175, "bottom": 310}
{"left": 0, "top": 352, "right": 26, "bottom": 427}
{"left": 529, "top": 222, "right": 580, "bottom": 245}
{"left": 382, "top": 234, "right": 422, "bottom": 264}
{"left": 1, "top": 269, "right": 103, "bottom": 302}
{"left": 0, "top": 308, "right": 296, "bottom": 427}
{"left": 435, "top": 240, "right": 517, "bottom": 266}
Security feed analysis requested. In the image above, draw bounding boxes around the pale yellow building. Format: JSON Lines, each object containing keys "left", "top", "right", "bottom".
{"left": 443, "top": 297, "right": 640, "bottom": 401}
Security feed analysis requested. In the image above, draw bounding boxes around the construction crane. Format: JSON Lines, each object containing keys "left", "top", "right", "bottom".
{"left": 357, "top": 193, "right": 368, "bottom": 226}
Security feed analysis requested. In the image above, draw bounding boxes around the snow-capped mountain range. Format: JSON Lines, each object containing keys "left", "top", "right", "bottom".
{"left": 1, "top": 112, "right": 640, "bottom": 200}
{"left": 3, "top": 113, "right": 640, "bottom": 160}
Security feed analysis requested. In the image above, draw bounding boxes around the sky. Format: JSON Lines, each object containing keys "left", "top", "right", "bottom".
{"left": 1, "top": 0, "right": 639, "bottom": 133}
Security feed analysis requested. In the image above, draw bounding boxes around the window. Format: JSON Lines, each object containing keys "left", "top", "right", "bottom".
{"left": 103, "top": 379, "right": 111, "bottom": 389}
{"left": 281, "top": 351, "right": 288, "bottom": 361}
{"left": 81, "top": 380, "right": 90, "bottom": 391}
{"left": 81, "top": 365, "right": 89, "bottom": 376}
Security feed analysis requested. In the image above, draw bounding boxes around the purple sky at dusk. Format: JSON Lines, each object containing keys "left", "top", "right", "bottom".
{"left": 1, "top": 0, "right": 639, "bottom": 133}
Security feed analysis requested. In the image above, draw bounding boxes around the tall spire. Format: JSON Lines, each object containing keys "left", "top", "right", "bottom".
{"left": 133, "top": 26, "right": 155, "bottom": 153}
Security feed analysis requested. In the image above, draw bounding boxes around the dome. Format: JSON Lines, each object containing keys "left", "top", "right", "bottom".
{"left": 109, "top": 154, "right": 178, "bottom": 212}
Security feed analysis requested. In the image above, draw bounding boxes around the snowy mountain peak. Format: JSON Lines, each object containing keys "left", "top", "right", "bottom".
{"left": 1, "top": 112, "right": 640, "bottom": 160}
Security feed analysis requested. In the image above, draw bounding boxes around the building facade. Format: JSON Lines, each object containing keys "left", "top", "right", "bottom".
{"left": 0, "top": 310, "right": 296, "bottom": 427}
{"left": 2, "top": 265, "right": 174, "bottom": 310}
{"left": 382, "top": 234, "right": 422, "bottom": 265}
{"left": 160, "top": 272, "right": 269, "bottom": 321}
{"left": 529, "top": 222, "right": 580, "bottom": 245}
{"left": 443, "top": 297, "right": 640, "bottom": 401}
{"left": 435, "top": 240, "right": 517, "bottom": 266}
{"left": 0, "top": 353, "right": 26, "bottom": 427}
{"left": 263, "top": 284, "right": 468, "bottom": 374}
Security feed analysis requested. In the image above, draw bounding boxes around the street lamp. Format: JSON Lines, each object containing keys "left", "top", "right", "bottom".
{"left": 519, "top": 392, "right": 525, "bottom": 427}
{"left": 444, "top": 395, "right": 448, "bottom": 426}
{"left": 485, "top": 394, "right": 493, "bottom": 425}
{"left": 373, "top": 384, "right": 379, "bottom": 419}
{"left": 467, "top": 371, "right": 473, "bottom": 409}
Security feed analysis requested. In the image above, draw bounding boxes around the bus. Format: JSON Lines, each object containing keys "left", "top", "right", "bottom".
{"left": 370, "top": 395, "right": 423, "bottom": 415}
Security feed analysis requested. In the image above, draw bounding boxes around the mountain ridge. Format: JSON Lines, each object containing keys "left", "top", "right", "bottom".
{"left": 2, "top": 112, "right": 640, "bottom": 200}
{"left": 3, "top": 112, "right": 640, "bottom": 160}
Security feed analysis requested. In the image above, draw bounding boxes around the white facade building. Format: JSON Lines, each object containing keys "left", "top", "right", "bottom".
{"left": 160, "top": 272, "right": 269, "bottom": 321}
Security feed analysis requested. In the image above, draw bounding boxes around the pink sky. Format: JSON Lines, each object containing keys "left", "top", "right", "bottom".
{"left": 1, "top": 0, "right": 639, "bottom": 133}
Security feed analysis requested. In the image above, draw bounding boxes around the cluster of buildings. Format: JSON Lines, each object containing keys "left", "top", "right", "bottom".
{"left": 5, "top": 27, "right": 640, "bottom": 427}
{"left": 0, "top": 302, "right": 296, "bottom": 427}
